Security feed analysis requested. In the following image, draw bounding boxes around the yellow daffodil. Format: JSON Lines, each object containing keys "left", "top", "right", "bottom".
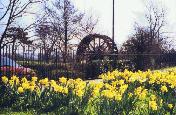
{"left": 30, "top": 81, "right": 36, "bottom": 86}
{"left": 134, "top": 86, "right": 142, "bottom": 96}
{"left": 118, "top": 79, "right": 124, "bottom": 85}
{"left": 54, "top": 85, "right": 63, "bottom": 93}
{"left": 119, "top": 84, "right": 128, "bottom": 94}
{"left": 139, "top": 89, "right": 148, "bottom": 100}
{"left": 150, "top": 94, "right": 156, "bottom": 101}
{"left": 22, "top": 82, "right": 30, "bottom": 90}
{"left": 161, "top": 85, "right": 168, "bottom": 93}
{"left": 32, "top": 77, "right": 38, "bottom": 81}
{"left": 9, "top": 79, "right": 14, "bottom": 86}
{"left": 149, "top": 101, "right": 157, "bottom": 111}
{"left": 62, "top": 87, "right": 68, "bottom": 94}
{"left": 39, "top": 78, "right": 49, "bottom": 86}
{"left": 102, "top": 90, "right": 115, "bottom": 99}
{"left": 29, "top": 86, "right": 35, "bottom": 92}
{"left": 50, "top": 80, "right": 57, "bottom": 87}
{"left": 92, "top": 88, "right": 99, "bottom": 96}
{"left": 168, "top": 104, "right": 173, "bottom": 109}
{"left": 128, "top": 92, "right": 133, "bottom": 98}
{"left": 59, "top": 77, "right": 67, "bottom": 84}
{"left": 35, "top": 86, "right": 41, "bottom": 95}
{"left": 96, "top": 82, "right": 104, "bottom": 89}
{"left": 21, "top": 77, "right": 28, "bottom": 83}
{"left": 11, "top": 75, "right": 17, "bottom": 80}
{"left": 15, "top": 77, "right": 20, "bottom": 85}
{"left": 2, "top": 76, "right": 8, "bottom": 84}
{"left": 18, "top": 87, "right": 24, "bottom": 93}
{"left": 76, "top": 89, "right": 84, "bottom": 97}
{"left": 115, "top": 93, "right": 122, "bottom": 101}
{"left": 160, "top": 99, "right": 163, "bottom": 106}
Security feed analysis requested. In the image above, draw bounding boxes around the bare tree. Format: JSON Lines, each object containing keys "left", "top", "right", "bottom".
{"left": 35, "top": 19, "right": 59, "bottom": 62}
{"left": 120, "top": 1, "right": 169, "bottom": 70}
{"left": 143, "top": 1, "right": 168, "bottom": 48}
{"left": 41, "top": 0, "right": 98, "bottom": 63}
{"left": 120, "top": 27, "right": 163, "bottom": 70}
{"left": 78, "top": 15, "right": 99, "bottom": 38}
{"left": 0, "top": 0, "right": 41, "bottom": 50}
{"left": 5, "top": 27, "right": 32, "bottom": 55}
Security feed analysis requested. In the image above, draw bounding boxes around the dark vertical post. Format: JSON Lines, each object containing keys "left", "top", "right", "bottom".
{"left": 38, "top": 47, "right": 41, "bottom": 77}
{"left": 0, "top": 46, "right": 1, "bottom": 76}
{"left": 112, "top": 0, "right": 117, "bottom": 69}
{"left": 39, "top": 47, "right": 41, "bottom": 65}
{"left": 8, "top": 45, "right": 11, "bottom": 76}
{"left": 14, "top": 45, "right": 16, "bottom": 74}
{"left": 28, "top": 45, "right": 30, "bottom": 65}
{"left": 6, "top": 46, "right": 8, "bottom": 76}
{"left": 11, "top": 45, "right": 14, "bottom": 75}
{"left": 41, "top": 48, "right": 44, "bottom": 77}
{"left": 56, "top": 48, "right": 58, "bottom": 79}
{"left": 72, "top": 50, "right": 75, "bottom": 77}
{"left": 23, "top": 46, "right": 25, "bottom": 67}
{"left": 25, "top": 45, "right": 27, "bottom": 75}
{"left": 18, "top": 46, "right": 20, "bottom": 75}
{"left": 73, "top": 50, "right": 74, "bottom": 61}
{"left": 64, "top": 0, "right": 68, "bottom": 63}
{"left": 2, "top": 45, "right": 4, "bottom": 75}
{"left": 33, "top": 47, "right": 34, "bottom": 65}
{"left": 112, "top": 0, "right": 115, "bottom": 52}
{"left": 2, "top": 46, "right": 4, "bottom": 58}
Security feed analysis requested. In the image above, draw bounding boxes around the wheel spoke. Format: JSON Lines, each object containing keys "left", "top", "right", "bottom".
{"left": 76, "top": 34, "right": 117, "bottom": 62}
{"left": 89, "top": 43, "right": 95, "bottom": 51}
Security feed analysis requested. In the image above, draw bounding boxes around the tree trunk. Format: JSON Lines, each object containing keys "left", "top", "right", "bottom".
{"left": 63, "top": 0, "right": 68, "bottom": 63}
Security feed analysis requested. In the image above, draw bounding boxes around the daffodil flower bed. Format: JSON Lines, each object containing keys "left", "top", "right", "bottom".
{"left": 1, "top": 68, "right": 176, "bottom": 114}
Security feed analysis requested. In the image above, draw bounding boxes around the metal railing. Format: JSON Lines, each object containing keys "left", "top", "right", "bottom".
{"left": 1, "top": 45, "right": 176, "bottom": 79}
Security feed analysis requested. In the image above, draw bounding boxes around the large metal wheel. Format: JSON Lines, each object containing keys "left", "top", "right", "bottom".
{"left": 76, "top": 34, "right": 118, "bottom": 63}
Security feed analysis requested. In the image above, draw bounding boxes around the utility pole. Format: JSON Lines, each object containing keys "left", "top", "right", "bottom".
{"left": 112, "top": 0, "right": 117, "bottom": 69}
{"left": 112, "top": 0, "right": 115, "bottom": 52}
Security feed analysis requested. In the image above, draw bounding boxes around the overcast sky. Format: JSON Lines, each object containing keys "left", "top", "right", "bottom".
{"left": 22, "top": 0, "right": 176, "bottom": 47}
{"left": 71, "top": 0, "right": 176, "bottom": 47}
